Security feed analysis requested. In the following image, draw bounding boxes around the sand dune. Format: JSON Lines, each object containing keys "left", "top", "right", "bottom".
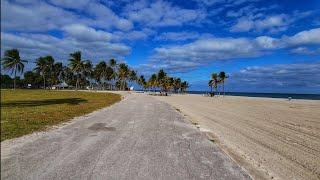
{"left": 155, "top": 94, "right": 320, "bottom": 180}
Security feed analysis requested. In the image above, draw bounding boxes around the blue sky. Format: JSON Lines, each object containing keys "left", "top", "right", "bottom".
{"left": 1, "top": 0, "right": 320, "bottom": 93}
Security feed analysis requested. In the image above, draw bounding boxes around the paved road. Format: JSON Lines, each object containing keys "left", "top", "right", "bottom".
{"left": 1, "top": 93, "right": 250, "bottom": 180}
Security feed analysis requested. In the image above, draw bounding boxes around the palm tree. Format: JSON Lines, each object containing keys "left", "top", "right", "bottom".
{"left": 82, "top": 60, "right": 93, "bottom": 88}
{"left": 180, "top": 81, "right": 189, "bottom": 93}
{"left": 109, "top": 59, "right": 117, "bottom": 90}
{"left": 61, "top": 66, "right": 75, "bottom": 87}
{"left": 157, "top": 69, "right": 167, "bottom": 91}
{"left": 128, "top": 70, "right": 137, "bottom": 88}
{"left": 69, "top": 51, "right": 82, "bottom": 89}
{"left": 174, "top": 78, "right": 181, "bottom": 93}
{"left": 94, "top": 61, "right": 113, "bottom": 90}
{"left": 208, "top": 80, "right": 213, "bottom": 94}
{"left": 34, "top": 56, "right": 54, "bottom": 89}
{"left": 138, "top": 75, "right": 146, "bottom": 91}
{"left": 209, "top": 73, "right": 219, "bottom": 94}
{"left": 94, "top": 61, "right": 107, "bottom": 89}
{"left": 105, "top": 66, "right": 114, "bottom": 90}
{"left": 69, "top": 51, "right": 92, "bottom": 90}
{"left": 219, "top": 71, "right": 228, "bottom": 96}
{"left": 52, "top": 62, "right": 63, "bottom": 86}
{"left": 148, "top": 74, "right": 157, "bottom": 92}
{"left": 163, "top": 77, "right": 174, "bottom": 92}
{"left": 118, "top": 63, "right": 129, "bottom": 90}
{"left": 1, "top": 49, "right": 27, "bottom": 89}
{"left": 109, "top": 59, "right": 117, "bottom": 68}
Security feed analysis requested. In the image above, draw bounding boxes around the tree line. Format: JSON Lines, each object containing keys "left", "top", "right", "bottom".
{"left": 1, "top": 49, "right": 189, "bottom": 93}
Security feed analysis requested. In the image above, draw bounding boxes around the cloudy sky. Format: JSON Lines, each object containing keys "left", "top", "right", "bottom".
{"left": 1, "top": 0, "right": 320, "bottom": 93}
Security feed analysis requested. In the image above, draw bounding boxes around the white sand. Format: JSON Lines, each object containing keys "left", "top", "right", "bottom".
{"left": 154, "top": 94, "right": 320, "bottom": 180}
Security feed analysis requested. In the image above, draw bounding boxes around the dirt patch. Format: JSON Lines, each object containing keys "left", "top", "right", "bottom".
{"left": 88, "top": 123, "right": 116, "bottom": 131}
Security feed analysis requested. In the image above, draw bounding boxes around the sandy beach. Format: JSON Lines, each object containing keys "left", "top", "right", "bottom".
{"left": 155, "top": 94, "right": 320, "bottom": 180}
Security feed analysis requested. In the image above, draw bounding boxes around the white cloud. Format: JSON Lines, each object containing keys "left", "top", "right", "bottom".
{"left": 228, "top": 62, "right": 320, "bottom": 92}
{"left": 1, "top": 32, "right": 131, "bottom": 63}
{"left": 254, "top": 36, "right": 280, "bottom": 49}
{"left": 85, "top": 2, "right": 133, "bottom": 31}
{"left": 229, "top": 9, "right": 314, "bottom": 33}
{"left": 125, "top": 0, "right": 206, "bottom": 27}
{"left": 48, "top": 0, "right": 90, "bottom": 10}
{"left": 231, "top": 14, "right": 290, "bottom": 33}
{"left": 290, "top": 47, "right": 320, "bottom": 55}
{"left": 193, "top": 0, "right": 224, "bottom": 6}
{"left": 147, "top": 37, "right": 261, "bottom": 73}
{"left": 193, "top": 0, "right": 261, "bottom": 7}
{"left": 1, "top": 0, "right": 78, "bottom": 32}
{"left": 62, "top": 24, "right": 112, "bottom": 42}
{"left": 230, "top": 17, "right": 254, "bottom": 32}
{"left": 284, "top": 28, "right": 320, "bottom": 46}
{"left": 142, "top": 28, "right": 320, "bottom": 73}
{"left": 155, "top": 31, "right": 200, "bottom": 41}
{"left": 1, "top": 0, "right": 133, "bottom": 32}
{"left": 113, "top": 30, "right": 150, "bottom": 41}
{"left": 255, "top": 14, "right": 290, "bottom": 32}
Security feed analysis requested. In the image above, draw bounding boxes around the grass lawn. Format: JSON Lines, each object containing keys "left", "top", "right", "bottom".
{"left": 1, "top": 89, "right": 121, "bottom": 141}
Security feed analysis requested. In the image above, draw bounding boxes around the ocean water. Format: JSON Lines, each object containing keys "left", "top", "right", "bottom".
{"left": 187, "top": 91, "right": 320, "bottom": 100}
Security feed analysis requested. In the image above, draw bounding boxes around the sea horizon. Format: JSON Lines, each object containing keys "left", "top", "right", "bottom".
{"left": 187, "top": 91, "right": 320, "bottom": 100}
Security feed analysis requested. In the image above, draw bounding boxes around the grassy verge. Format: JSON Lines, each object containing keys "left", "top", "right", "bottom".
{"left": 1, "top": 90, "right": 121, "bottom": 141}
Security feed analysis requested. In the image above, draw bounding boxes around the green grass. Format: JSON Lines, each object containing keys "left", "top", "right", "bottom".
{"left": 1, "top": 89, "right": 121, "bottom": 141}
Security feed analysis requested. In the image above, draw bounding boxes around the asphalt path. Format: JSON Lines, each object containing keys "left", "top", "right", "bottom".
{"left": 1, "top": 93, "right": 250, "bottom": 180}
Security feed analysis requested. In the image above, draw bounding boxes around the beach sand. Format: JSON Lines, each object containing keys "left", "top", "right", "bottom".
{"left": 154, "top": 94, "right": 320, "bottom": 180}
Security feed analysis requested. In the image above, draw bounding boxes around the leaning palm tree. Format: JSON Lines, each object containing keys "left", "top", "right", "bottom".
{"left": 109, "top": 59, "right": 117, "bottom": 90}
{"left": 69, "top": 51, "right": 91, "bottom": 90}
{"left": 34, "top": 57, "right": 48, "bottom": 89}
{"left": 162, "top": 77, "right": 173, "bottom": 92}
{"left": 210, "top": 73, "right": 219, "bottom": 94}
{"left": 34, "top": 56, "right": 54, "bottom": 89}
{"left": 138, "top": 75, "right": 146, "bottom": 91}
{"left": 208, "top": 80, "right": 214, "bottom": 94}
{"left": 1, "top": 49, "right": 27, "bottom": 89}
{"left": 82, "top": 60, "right": 93, "bottom": 88}
{"left": 94, "top": 61, "right": 108, "bottom": 89}
{"left": 118, "top": 63, "right": 129, "bottom": 90}
{"left": 69, "top": 51, "right": 82, "bottom": 89}
{"left": 157, "top": 69, "right": 167, "bottom": 91}
{"left": 128, "top": 70, "right": 137, "bottom": 88}
{"left": 105, "top": 66, "right": 114, "bottom": 90}
{"left": 61, "top": 66, "right": 75, "bottom": 87}
{"left": 219, "top": 71, "right": 228, "bottom": 96}
{"left": 94, "top": 61, "right": 113, "bottom": 90}
{"left": 148, "top": 74, "right": 157, "bottom": 92}
{"left": 52, "top": 62, "right": 63, "bottom": 86}
{"left": 109, "top": 59, "right": 117, "bottom": 68}
{"left": 180, "top": 81, "right": 189, "bottom": 93}
{"left": 173, "top": 78, "right": 181, "bottom": 93}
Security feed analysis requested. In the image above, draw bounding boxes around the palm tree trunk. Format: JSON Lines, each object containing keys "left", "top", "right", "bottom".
{"left": 43, "top": 74, "right": 46, "bottom": 89}
{"left": 13, "top": 70, "right": 16, "bottom": 90}
{"left": 223, "top": 82, "right": 225, "bottom": 96}
{"left": 76, "top": 77, "right": 79, "bottom": 90}
{"left": 215, "top": 86, "right": 218, "bottom": 96}
{"left": 121, "top": 79, "right": 124, "bottom": 91}
{"left": 112, "top": 78, "right": 114, "bottom": 90}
